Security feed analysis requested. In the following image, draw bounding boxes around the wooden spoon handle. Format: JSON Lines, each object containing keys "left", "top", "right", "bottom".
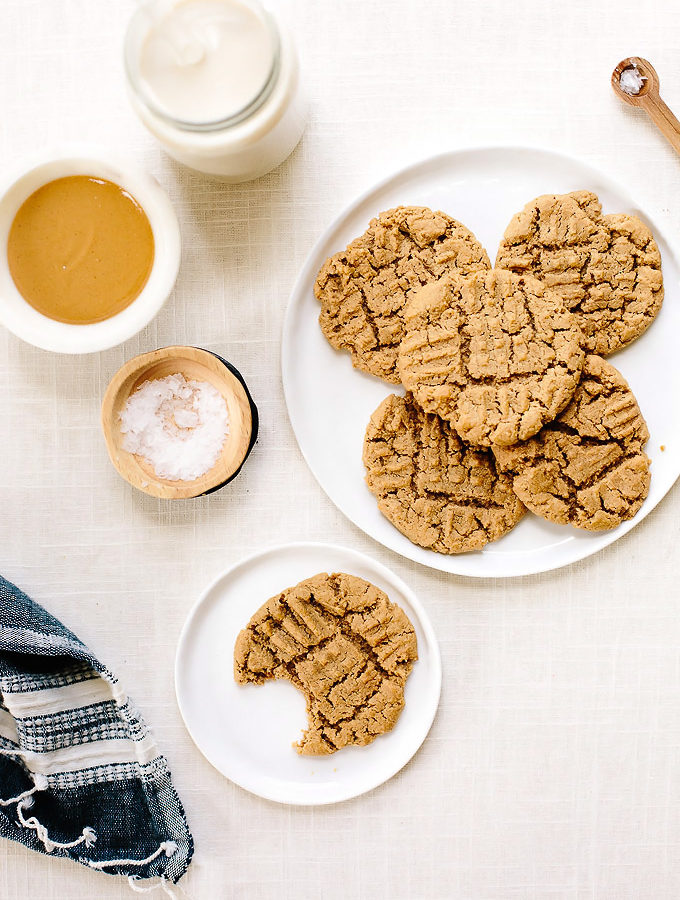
{"left": 640, "top": 92, "right": 680, "bottom": 155}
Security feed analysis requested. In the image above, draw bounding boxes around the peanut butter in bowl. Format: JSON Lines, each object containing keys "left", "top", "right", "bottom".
{"left": 8, "top": 175, "right": 155, "bottom": 325}
{"left": 0, "top": 150, "right": 180, "bottom": 353}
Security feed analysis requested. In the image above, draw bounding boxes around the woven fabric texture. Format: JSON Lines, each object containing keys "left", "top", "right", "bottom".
{"left": 2, "top": 0, "right": 680, "bottom": 898}
{"left": 0, "top": 576, "right": 193, "bottom": 886}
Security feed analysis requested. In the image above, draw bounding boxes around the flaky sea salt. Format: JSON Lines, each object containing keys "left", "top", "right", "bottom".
{"left": 620, "top": 65, "right": 645, "bottom": 96}
{"left": 119, "top": 373, "right": 229, "bottom": 481}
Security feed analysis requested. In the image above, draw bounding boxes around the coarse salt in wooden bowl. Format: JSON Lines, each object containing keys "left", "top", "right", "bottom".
{"left": 101, "top": 346, "right": 258, "bottom": 499}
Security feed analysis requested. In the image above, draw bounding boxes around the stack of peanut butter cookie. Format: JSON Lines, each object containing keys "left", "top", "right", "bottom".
{"left": 314, "top": 194, "right": 663, "bottom": 554}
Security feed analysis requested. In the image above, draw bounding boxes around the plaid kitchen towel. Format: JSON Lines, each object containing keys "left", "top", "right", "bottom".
{"left": 0, "top": 575, "right": 193, "bottom": 893}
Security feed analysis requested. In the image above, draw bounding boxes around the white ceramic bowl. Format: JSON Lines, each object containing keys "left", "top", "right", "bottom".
{"left": 0, "top": 148, "right": 181, "bottom": 353}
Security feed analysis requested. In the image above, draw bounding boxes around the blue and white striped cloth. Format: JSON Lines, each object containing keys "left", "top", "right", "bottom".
{"left": 0, "top": 575, "right": 193, "bottom": 892}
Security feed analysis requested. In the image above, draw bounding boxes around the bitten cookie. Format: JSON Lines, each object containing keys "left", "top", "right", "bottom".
{"left": 397, "top": 269, "right": 585, "bottom": 447}
{"left": 493, "top": 355, "right": 651, "bottom": 531}
{"left": 315, "top": 206, "right": 490, "bottom": 383}
{"left": 495, "top": 191, "right": 664, "bottom": 355}
{"left": 363, "top": 393, "right": 525, "bottom": 553}
{"left": 234, "top": 572, "right": 417, "bottom": 755}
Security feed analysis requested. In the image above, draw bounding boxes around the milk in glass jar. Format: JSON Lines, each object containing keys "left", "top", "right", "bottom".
{"left": 124, "top": 0, "right": 308, "bottom": 181}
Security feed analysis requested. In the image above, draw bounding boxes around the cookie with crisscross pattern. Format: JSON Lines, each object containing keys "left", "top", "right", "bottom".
{"left": 234, "top": 572, "right": 417, "bottom": 755}
{"left": 495, "top": 191, "right": 663, "bottom": 355}
{"left": 493, "top": 355, "right": 650, "bottom": 530}
{"left": 397, "top": 269, "right": 585, "bottom": 447}
{"left": 315, "top": 205, "right": 490, "bottom": 383}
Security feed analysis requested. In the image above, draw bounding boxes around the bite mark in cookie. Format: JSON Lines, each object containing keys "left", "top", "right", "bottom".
{"left": 314, "top": 206, "right": 490, "bottom": 383}
{"left": 363, "top": 393, "right": 525, "bottom": 554}
{"left": 495, "top": 191, "right": 664, "bottom": 355}
{"left": 493, "top": 355, "right": 651, "bottom": 530}
{"left": 234, "top": 572, "right": 417, "bottom": 755}
{"left": 398, "top": 269, "right": 585, "bottom": 447}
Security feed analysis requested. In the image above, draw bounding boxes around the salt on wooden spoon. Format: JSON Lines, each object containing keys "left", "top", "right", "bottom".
{"left": 612, "top": 57, "right": 680, "bottom": 155}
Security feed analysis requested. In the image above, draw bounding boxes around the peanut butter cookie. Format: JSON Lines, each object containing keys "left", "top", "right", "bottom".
{"left": 397, "top": 269, "right": 585, "bottom": 447}
{"left": 495, "top": 191, "right": 663, "bottom": 355}
{"left": 363, "top": 393, "right": 525, "bottom": 553}
{"left": 315, "top": 206, "right": 490, "bottom": 383}
{"left": 493, "top": 356, "right": 650, "bottom": 531}
{"left": 234, "top": 572, "right": 417, "bottom": 755}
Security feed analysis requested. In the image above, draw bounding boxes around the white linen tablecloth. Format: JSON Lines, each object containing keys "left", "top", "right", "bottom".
{"left": 2, "top": 1, "right": 680, "bottom": 897}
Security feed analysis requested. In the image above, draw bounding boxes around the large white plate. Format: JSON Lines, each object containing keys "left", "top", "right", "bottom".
{"left": 175, "top": 542, "right": 441, "bottom": 805}
{"left": 282, "top": 146, "right": 680, "bottom": 578}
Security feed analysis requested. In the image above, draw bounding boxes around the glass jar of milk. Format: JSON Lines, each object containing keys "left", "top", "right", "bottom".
{"left": 124, "top": 0, "right": 308, "bottom": 181}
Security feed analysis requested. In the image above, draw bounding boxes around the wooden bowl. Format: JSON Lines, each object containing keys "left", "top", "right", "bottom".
{"left": 101, "top": 346, "right": 258, "bottom": 499}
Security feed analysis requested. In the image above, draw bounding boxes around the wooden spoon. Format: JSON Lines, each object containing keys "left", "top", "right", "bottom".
{"left": 612, "top": 57, "right": 680, "bottom": 155}
{"left": 101, "top": 346, "right": 258, "bottom": 499}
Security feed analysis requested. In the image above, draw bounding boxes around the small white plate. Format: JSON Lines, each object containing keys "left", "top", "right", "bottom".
{"left": 175, "top": 542, "right": 441, "bottom": 805}
{"left": 282, "top": 146, "right": 680, "bottom": 578}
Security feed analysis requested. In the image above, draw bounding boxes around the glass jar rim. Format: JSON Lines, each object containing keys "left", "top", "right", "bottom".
{"left": 124, "top": 0, "right": 281, "bottom": 133}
